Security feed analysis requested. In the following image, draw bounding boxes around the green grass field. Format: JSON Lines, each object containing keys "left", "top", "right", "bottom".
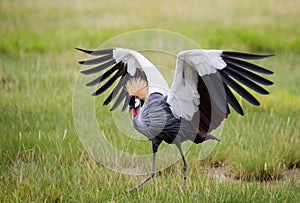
{"left": 1, "top": 0, "right": 300, "bottom": 202}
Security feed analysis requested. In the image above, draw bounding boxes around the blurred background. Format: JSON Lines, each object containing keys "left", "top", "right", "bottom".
{"left": 1, "top": 0, "right": 299, "bottom": 202}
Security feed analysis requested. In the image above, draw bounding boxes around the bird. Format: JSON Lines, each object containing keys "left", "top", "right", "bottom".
{"left": 76, "top": 47, "right": 274, "bottom": 192}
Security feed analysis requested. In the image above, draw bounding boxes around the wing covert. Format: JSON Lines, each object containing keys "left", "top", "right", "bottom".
{"left": 167, "top": 49, "right": 274, "bottom": 134}
{"left": 77, "top": 47, "right": 168, "bottom": 111}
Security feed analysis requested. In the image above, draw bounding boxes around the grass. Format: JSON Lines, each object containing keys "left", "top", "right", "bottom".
{"left": 1, "top": 0, "right": 300, "bottom": 202}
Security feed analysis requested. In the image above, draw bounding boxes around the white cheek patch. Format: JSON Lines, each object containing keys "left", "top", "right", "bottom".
{"left": 135, "top": 99, "right": 141, "bottom": 108}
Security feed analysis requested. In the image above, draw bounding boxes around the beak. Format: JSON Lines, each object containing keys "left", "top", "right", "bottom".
{"left": 128, "top": 106, "right": 133, "bottom": 113}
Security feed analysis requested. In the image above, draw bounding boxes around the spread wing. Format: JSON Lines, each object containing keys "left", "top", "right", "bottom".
{"left": 167, "top": 49, "right": 274, "bottom": 134}
{"left": 77, "top": 47, "right": 169, "bottom": 111}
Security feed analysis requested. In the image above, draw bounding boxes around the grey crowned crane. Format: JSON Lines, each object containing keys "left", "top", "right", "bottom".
{"left": 77, "top": 47, "right": 274, "bottom": 192}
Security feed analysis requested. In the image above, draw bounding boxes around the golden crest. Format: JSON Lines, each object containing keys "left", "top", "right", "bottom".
{"left": 125, "top": 77, "right": 148, "bottom": 100}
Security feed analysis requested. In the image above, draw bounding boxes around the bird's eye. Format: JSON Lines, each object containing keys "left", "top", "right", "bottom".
{"left": 134, "top": 99, "right": 141, "bottom": 108}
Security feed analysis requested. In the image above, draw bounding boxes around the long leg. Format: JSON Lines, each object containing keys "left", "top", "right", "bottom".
{"left": 176, "top": 144, "right": 188, "bottom": 187}
{"left": 128, "top": 140, "right": 161, "bottom": 192}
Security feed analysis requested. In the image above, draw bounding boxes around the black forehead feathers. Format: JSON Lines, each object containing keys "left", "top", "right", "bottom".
{"left": 129, "top": 96, "right": 135, "bottom": 106}
{"left": 128, "top": 96, "right": 144, "bottom": 107}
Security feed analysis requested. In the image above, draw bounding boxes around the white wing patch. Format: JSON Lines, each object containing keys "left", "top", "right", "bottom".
{"left": 113, "top": 48, "right": 138, "bottom": 76}
{"left": 113, "top": 48, "right": 169, "bottom": 96}
{"left": 167, "top": 49, "right": 227, "bottom": 121}
{"left": 179, "top": 49, "right": 226, "bottom": 76}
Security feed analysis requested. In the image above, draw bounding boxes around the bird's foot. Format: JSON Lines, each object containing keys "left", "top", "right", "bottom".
{"left": 126, "top": 174, "right": 154, "bottom": 193}
{"left": 127, "top": 186, "right": 138, "bottom": 193}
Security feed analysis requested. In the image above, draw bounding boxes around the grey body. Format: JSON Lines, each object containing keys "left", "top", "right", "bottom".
{"left": 132, "top": 93, "right": 207, "bottom": 148}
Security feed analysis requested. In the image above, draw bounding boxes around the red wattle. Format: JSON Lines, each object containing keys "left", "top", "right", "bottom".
{"left": 132, "top": 109, "right": 138, "bottom": 117}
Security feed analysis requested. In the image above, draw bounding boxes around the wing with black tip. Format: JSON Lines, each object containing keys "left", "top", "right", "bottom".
{"left": 167, "top": 49, "right": 274, "bottom": 134}
{"left": 77, "top": 47, "right": 169, "bottom": 111}
{"left": 219, "top": 51, "right": 273, "bottom": 115}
